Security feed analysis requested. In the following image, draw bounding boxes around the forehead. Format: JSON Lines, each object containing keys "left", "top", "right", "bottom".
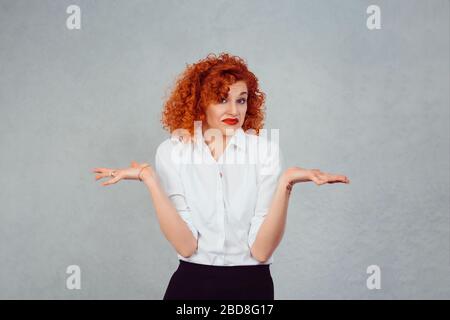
{"left": 228, "top": 80, "right": 247, "bottom": 94}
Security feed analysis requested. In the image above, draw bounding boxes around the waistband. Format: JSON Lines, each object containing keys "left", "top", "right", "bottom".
{"left": 177, "top": 260, "right": 271, "bottom": 277}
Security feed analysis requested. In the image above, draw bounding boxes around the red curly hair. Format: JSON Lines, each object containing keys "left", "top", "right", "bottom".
{"left": 160, "top": 52, "right": 266, "bottom": 140}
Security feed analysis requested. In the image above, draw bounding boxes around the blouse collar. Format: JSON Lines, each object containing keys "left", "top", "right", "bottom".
{"left": 170, "top": 125, "right": 247, "bottom": 152}
{"left": 227, "top": 127, "right": 246, "bottom": 151}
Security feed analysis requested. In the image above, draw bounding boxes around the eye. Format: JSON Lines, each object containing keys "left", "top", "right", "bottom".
{"left": 238, "top": 98, "right": 247, "bottom": 104}
{"left": 220, "top": 98, "right": 227, "bottom": 104}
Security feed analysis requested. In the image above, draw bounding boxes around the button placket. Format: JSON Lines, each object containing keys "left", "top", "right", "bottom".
{"left": 217, "top": 164, "right": 226, "bottom": 252}
{"left": 215, "top": 164, "right": 224, "bottom": 249}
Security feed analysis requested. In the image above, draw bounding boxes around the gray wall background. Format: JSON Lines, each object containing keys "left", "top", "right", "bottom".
{"left": 0, "top": 0, "right": 448, "bottom": 299}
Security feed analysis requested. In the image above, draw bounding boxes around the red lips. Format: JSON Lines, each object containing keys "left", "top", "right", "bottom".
{"left": 222, "top": 118, "right": 238, "bottom": 125}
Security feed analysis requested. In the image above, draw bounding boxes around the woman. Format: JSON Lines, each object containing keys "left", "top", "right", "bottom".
{"left": 92, "top": 52, "right": 350, "bottom": 300}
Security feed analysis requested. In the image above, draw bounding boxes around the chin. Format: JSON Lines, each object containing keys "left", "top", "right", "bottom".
{"left": 222, "top": 125, "right": 239, "bottom": 134}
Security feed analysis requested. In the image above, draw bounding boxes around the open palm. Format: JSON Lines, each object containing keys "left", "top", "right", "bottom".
{"left": 285, "top": 166, "right": 350, "bottom": 187}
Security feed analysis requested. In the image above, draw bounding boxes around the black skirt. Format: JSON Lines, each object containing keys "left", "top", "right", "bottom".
{"left": 163, "top": 260, "right": 274, "bottom": 300}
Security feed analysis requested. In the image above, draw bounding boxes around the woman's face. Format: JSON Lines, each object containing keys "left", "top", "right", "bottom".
{"left": 203, "top": 80, "right": 248, "bottom": 136}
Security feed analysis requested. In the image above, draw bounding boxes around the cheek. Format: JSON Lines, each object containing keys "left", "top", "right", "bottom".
{"left": 206, "top": 109, "right": 222, "bottom": 124}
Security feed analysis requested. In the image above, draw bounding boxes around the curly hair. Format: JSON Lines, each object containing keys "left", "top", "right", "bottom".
{"left": 160, "top": 52, "right": 266, "bottom": 140}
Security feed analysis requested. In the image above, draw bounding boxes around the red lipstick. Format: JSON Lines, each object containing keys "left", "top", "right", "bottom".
{"left": 222, "top": 118, "right": 238, "bottom": 125}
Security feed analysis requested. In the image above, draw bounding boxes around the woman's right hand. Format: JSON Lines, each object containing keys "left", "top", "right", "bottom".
{"left": 92, "top": 160, "right": 155, "bottom": 186}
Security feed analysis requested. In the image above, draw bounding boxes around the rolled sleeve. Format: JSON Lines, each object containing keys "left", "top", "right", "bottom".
{"left": 155, "top": 140, "right": 199, "bottom": 240}
{"left": 248, "top": 139, "right": 284, "bottom": 249}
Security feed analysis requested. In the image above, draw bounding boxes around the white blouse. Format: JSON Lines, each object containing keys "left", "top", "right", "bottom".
{"left": 154, "top": 125, "right": 285, "bottom": 266}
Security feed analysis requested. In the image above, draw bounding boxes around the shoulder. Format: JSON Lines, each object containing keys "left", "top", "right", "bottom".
{"left": 156, "top": 132, "right": 191, "bottom": 151}
{"left": 155, "top": 135, "right": 193, "bottom": 165}
{"left": 244, "top": 129, "right": 278, "bottom": 145}
{"left": 246, "top": 130, "right": 281, "bottom": 158}
{"left": 248, "top": 130, "right": 284, "bottom": 175}
{"left": 155, "top": 138, "right": 174, "bottom": 158}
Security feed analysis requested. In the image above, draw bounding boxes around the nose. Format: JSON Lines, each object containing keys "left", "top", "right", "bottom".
{"left": 227, "top": 100, "right": 238, "bottom": 116}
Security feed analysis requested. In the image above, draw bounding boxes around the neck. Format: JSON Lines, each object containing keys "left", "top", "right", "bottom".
{"left": 202, "top": 124, "right": 230, "bottom": 150}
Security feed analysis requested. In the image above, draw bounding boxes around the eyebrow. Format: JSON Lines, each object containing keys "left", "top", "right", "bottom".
{"left": 223, "top": 92, "right": 248, "bottom": 99}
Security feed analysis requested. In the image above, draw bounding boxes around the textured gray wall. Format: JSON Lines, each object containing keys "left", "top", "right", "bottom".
{"left": 0, "top": 0, "right": 448, "bottom": 299}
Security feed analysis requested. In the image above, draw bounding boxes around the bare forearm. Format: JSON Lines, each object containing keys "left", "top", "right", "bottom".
{"left": 250, "top": 172, "right": 292, "bottom": 262}
{"left": 142, "top": 174, "right": 197, "bottom": 258}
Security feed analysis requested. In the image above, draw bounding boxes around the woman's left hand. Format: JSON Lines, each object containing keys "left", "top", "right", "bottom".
{"left": 283, "top": 167, "right": 350, "bottom": 189}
